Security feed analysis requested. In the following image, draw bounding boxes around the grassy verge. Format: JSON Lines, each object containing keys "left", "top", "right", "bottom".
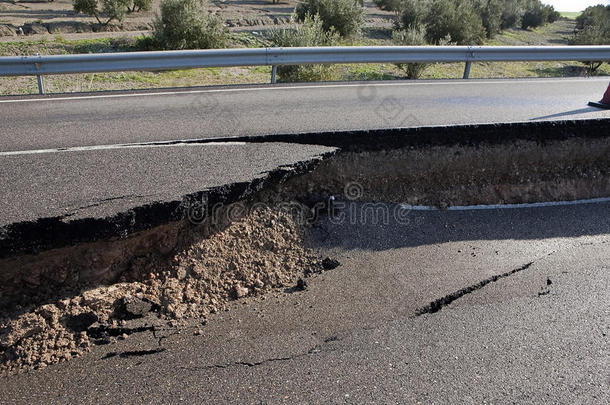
{"left": 0, "top": 67, "right": 274, "bottom": 95}
{"left": 0, "top": 33, "right": 274, "bottom": 95}
{"left": 1, "top": 22, "right": 609, "bottom": 96}
{"left": 559, "top": 12, "right": 581, "bottom": 19}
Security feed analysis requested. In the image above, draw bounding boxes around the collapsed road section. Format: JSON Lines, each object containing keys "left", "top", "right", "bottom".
{"left": 0, "top": 118, "right": 609, "bottom": 375}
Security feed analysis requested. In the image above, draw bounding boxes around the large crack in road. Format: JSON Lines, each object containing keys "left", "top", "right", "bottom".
{"left": 414, "top": 261, "right": 535, "bottom": 316}
{"left": 0, "top": 120, "right": 608, "bottom": 376}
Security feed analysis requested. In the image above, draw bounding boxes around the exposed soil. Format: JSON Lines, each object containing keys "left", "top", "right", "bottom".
{"left": 0, "top": 205, "right": 330, "bottom": 376}
{"left": 275, "top": 137, "right": 610, "bottom": 208}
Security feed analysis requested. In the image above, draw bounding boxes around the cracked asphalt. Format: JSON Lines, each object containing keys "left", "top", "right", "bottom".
{"left": 1, "top": 201, "right": 608, "bottom": 404}
{"left": 0, "top": 142, "right": 335, "bottom": 226}
{"left": 1, "top": 80, "right": 609, "bottom": 402}
{"left": 1, "top": 79, "right": 608, "bottom": 253}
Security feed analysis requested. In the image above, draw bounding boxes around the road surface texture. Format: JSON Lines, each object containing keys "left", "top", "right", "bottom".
{"left": 1, "top": 78, "right": 610, "bottom": 152}
{"left": 0, "top": 201, "right": 608, "bottom": 403}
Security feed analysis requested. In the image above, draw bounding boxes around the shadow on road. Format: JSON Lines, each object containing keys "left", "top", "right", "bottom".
{"left": 309, "top": 201, "right": 610, "bottom": 251}
{"left": 530, "top": 106, "right": 601, "bottom": 120}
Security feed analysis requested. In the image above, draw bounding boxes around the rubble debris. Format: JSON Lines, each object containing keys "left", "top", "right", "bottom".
{"left": 322, "top": 257, "right": 341, "bottom": 270}
{"left": 295, "top": 278, "right": 308, "bottom": 291}
{"left": 0, "top": 207, "right": 332, "bottom": 376}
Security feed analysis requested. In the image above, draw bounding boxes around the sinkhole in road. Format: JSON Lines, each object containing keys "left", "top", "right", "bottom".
{"left": 0, "top": 126, "right": 608, "bottom": 375}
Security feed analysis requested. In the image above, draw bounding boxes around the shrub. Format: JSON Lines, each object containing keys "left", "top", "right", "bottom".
{"left": 269, "top": 14, "right": 340, "bottom": 82}
{"left": 129, "top": 0, "right": 153, "bottom": 12}
{"left": 295, "top": 0, "right": 364, "bottom": 37}
{"left": 101, "top": 0, "right": 130, "bottom": 23}
{"left": 424, "top": 0, "right": 486, "bottom": 45}
{"left": 521, "top": 1, "right": 557, "bottom": 29}
{"left": 572, "top": 23, "right": 610, "bottom": 46}
{"left": 73, "top": 0, "right": 100, "bottom": 22}
{"left": 500, "top": 0, "right": 524, "bottom": 29}
{"left": 544, "top": 5, "right": 560, "bottom": 23}
{"left": 399, "top": 0, "right": 431, "bottom": 30}
{"left": 397, "top": 0, "right": 557, "bottom": 42}
{"left": 475, "top": 0, "right": 503, "bottom": 38}
{"left": 574, "top": 5, "right": 610, "bottom": 41}
{"left": 521, "top": 2, "right": 544, "bottom": 29}
{"left": 73, "top": 0, "right": 148, "bottom": 25}
{"left": 74, "top": 0, "right": 129, "bottom": 25}
{"left": 152, "top": 0, "right": 228, "bottom": 50}
{"left": 571, "top": 5, "right": 610, "bottom": 73}
{"left": 392, "top": 27, "right": 429, "bottom": 79}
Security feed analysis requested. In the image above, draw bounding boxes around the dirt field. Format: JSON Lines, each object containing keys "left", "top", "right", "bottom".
{"left": 0, "top": 0, "right": 393, "bottom": 39}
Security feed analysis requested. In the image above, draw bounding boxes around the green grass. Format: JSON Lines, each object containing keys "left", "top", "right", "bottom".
{"left": 488, "top": 19, "right": 576, "bottom": 46}
{"left": 337, "top": 60, "right": 610, "bottom": 82}
{"left": 559, "top": 12, "right": 582, "bottom": 19}
{"left": 0, "top": 32, "right": 270, "bottom": 58}
{"left": 0, "top": 35, "right": 275, "bottom": 95}
{"left": 0, "top": 37, "right": 146, "bottom": 57}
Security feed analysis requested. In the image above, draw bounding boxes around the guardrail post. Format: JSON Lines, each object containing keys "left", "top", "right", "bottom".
{"left": 270, "top": 65, "right": 277, "bottom": 84}
{"left": 463, "top": 61, "right": 472, "bottom": 79}
{"left": 36, "top": 74, "right": 45, "bottom": 95}
{"left": 34, "top": 54, "right": 45, "bottom": 94}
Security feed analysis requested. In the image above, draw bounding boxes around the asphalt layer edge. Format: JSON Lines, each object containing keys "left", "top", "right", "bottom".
{"left": 1, "top": 117, "right": 608, "bottom": 258}
{"left": 0, "top": 150, "right": 336, "bottom": 258}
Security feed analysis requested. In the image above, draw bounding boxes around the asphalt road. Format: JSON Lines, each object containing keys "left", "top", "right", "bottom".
{"left": 1, "top": 78, "right": 610, "bottom": 153}
{"left": 1, "top": 202, "right": 608, "bottom": 404}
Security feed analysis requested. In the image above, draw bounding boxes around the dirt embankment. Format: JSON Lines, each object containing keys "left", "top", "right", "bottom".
{"left": 0, "top": 0, "right": 155, "bottom": 38}
{"left": 276, "top": 137, "right": 610, "bottom": 208}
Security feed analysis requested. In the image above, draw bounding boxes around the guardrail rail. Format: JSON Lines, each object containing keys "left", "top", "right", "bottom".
{"left": 1, "top": 45, "right": 609, "bottom": 94}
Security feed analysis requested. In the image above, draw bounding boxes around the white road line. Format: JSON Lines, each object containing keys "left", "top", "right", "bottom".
{"left": 400, "top": 197, "right": 610, "bottom": 211}
{"left": 0, "top": 78, "right": 606, "bottom": 104}
{"left": 0, "top": 141, "right": 247, "bottom": 156}
{"left": 0, "top": 114, "right": 604, "bottom": 155}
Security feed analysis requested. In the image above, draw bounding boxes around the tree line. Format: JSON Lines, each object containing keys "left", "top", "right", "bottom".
{"left": 390, "top": 0, "right": 560, "bottom": 45}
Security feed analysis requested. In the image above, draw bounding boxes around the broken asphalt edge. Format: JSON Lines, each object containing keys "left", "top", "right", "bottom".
{"left": 1, "top": 118, "right": 608, "bottom": 259}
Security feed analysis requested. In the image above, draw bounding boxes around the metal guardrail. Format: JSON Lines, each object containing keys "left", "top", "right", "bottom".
{"left": 1, "top": 45, "right": 609, "bottom": 94}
